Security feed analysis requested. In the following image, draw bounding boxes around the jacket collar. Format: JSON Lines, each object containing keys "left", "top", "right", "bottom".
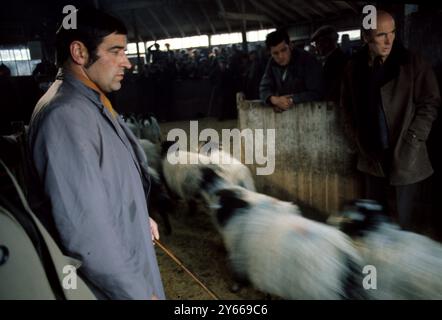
{"left": 352, "top": 42, "right": 410, "bottom": 87}
{"left": 56, "top": 68, "right": 146, "bottom": 179}
{"left": 56, "top": 68, "right": 104, "bottom": 109}
{"left": 353, "top": 42, "right": 409, "bottom": 69}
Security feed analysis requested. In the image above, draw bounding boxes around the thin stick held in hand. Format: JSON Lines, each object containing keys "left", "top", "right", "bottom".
{"left": 154, "top": 239, "right": 220, "bottom": 300}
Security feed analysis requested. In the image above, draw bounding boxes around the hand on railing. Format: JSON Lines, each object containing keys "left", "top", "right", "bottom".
{"left": 270, "top": 95, "right": 294, "bottom": 113}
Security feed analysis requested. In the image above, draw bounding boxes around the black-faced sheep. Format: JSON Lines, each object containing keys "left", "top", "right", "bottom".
{"left": 140, "top": 116, "right": 162, "bottom": 144}
{"left": 160, "top": 142, "right": 255, "bottom": 214}
{"left": 209, "top": 186, "right": 366, "bottom": 300}
{"left": 330, "top": 199, "right": 442, "bottom": 299}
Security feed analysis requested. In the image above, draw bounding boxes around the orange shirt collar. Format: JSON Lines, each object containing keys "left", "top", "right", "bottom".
{"left": 70, "top": 68, "right": 118, "bottom": 119}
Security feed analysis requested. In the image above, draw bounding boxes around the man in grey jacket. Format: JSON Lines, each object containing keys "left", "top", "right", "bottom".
{"left": 27, "top": 8, "right": 165, "bottom": 300}
{"left": 259, "top": 29, "right": 325, "bottom": 113}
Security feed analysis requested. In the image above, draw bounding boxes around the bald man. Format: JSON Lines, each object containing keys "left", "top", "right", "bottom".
{"left": 341, "top": 10, "right": 440, "bottom": 231}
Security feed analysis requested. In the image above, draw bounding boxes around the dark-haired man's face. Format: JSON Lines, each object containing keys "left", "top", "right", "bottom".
{"left": 270, "top": 41, "right": 291, "bottom": 66}
{"left": 85, "top": 32, "right": 131, "bottom": 92}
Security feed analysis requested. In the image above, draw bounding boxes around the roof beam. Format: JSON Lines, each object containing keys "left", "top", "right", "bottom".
{"left": 135, "top": 12, "right": 157, "bottom": 41}
{"left": 324, "top": 1, "right": 344, "bottom": 11}
{"left": 273, "top": 0, "right": 306, "bottom": 22}
{"left": 280, "top": 0, "right": 312, "bottom": 21}
{"left": 262, "top": 0, "right": 297, "bottom": 22}
{"left": 232, "top": 0, "right": 246, "bottom": 33}
{"left": 219, "top": 11, "right": 271, "bottom": 23}
{"left": 215, "top": 0, "right": 232, "bottom": 33}
{"left": 110, "top": 1, "right": 169, "bottom": 11}
{"left": 146, "top": 7, "right": 171, "bottom": 39}
{"left": 302, "top": 2, "right": 328, "bottom": 18}
{"left": 236, "top": 0, "right": 248, "bottom": 52}
{"left": 131, "top": 10, "right": 143, "bottom": 70}
{"left": 248, "top": 0, "right": 279, "bottom": 26}
{"left": 314, "top": 0, "right": 338, "bottom": 14}
{"left": 233, "top": 0, "right": 242, "bottom": 12}
{"left": 183, "top": 7, "right": 202, "bottom": 36}
{"left": 199, "top": 2, "right": 217, "bottom": 35}
{"left": 313, "top": 1, "right": 355, "bottom": 23}
{"left": 340, "top": 1, "right": 359, "bottom": 14}
{"left": 164, "top": 7, "right": 186, "bottom": 38}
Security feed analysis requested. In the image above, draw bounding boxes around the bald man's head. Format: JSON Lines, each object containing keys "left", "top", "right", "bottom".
{"left": 362, "top": 10, "right": 396, "bottom": 61}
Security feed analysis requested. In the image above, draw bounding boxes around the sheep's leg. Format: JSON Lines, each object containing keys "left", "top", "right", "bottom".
{"left": 228, "top": 267, "right": 250, "bottom": 293}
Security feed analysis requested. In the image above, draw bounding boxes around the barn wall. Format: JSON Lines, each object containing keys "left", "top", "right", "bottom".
{"left": 237, "top": 94, "right": 363, "bottom": 218}
{"left": 111, "top": 76, "right": 223, "bottom": 121}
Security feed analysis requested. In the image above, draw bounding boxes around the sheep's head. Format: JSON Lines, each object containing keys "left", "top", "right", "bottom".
{"left": 328, "top": 199, "right": 390, "bottom": 237}
{"left": 212, "top": 188, "right": 250, "bottom": 228}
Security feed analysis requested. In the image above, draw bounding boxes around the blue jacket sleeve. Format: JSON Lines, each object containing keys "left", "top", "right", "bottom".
{"left": 31, "top": 105, "right": 154, "bottom": 299}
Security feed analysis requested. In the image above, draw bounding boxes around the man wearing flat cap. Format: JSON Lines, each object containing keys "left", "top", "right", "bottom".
{"left": 311, "top": 25, "right": 348, "bottom": 103}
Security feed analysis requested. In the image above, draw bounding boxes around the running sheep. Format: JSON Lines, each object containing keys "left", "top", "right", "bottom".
{"left": 160, "top": 142, "right": 256, "bottom": 214}
{"left": 329, "top": 199, "right": 442, "bottom": 299}
{"left": 139, "top": 115, "right": 162, "bottom": 144}
{"left": 123, "top": 114, "right": 141, "bottom": 138}
{"left": 123, "top": 114, "right": 162, "bottom": 144}
{"left": 138, "top": 138, "right": 161, "bottom": 173}
{"left": 209, "top": 186, "right": 367, "bottom": 300}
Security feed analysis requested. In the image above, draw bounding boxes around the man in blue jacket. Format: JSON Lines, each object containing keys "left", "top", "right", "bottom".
{"left": 27, "top": 8, "right": 165, "bottom": 300}
{"left": 259, "top": 29, "right": 325, "bottom": 113}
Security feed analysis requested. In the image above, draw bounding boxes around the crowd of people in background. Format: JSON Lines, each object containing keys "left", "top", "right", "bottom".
{"left": 133, "top": 42, "right": 271, "bottom": 121}
{"left": 128, "top": 31, "right": 358, "bottom": 121}
{"left": 143, "top": 43, "right": 268, "bottom": 92}
{"left": 1, "top": 29, "right": 361, "bottom": 126}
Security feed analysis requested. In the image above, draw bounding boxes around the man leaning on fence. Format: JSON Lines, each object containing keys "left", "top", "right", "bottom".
{"left": 259, "top": 29, "right": 325, "bottom": 113}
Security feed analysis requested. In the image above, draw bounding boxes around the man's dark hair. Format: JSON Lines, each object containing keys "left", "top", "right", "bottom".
{"left": 55, "top": 7, "right": 127, "bottom": 68}
{"left": 265, "top": 29, "right": 290, "bottom": 49}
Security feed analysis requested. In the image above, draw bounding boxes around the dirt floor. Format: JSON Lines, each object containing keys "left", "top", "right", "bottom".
{"left": 149, "top": 117, "right": 442, "bottom": 300}
{"left": 153, "top": 118, "right": 270, "bottom": 300}
{"left": 151, "top": 116, "right": 442, "bottom": 300}
{"left": 154, "top": 204, "right": 269, "bottom": 300}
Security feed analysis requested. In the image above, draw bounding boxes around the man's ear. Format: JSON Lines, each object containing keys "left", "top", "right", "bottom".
{"left": 70, "top": 41, "right": 89, "bottom": 66}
